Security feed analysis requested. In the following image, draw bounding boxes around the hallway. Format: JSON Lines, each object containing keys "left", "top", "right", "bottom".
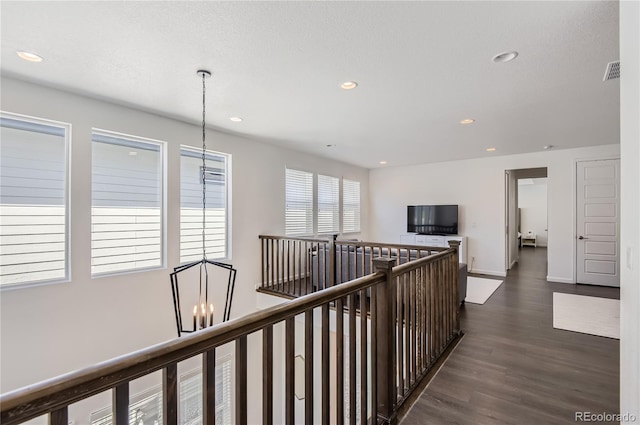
{"left": 401, "top": 248, "right": 620, "bottom": 425}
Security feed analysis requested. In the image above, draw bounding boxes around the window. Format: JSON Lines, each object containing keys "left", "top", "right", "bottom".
{"left": 342, "top": 179, "right": 361, "bottom": 233}
{"left": 0, "top": 114, "right": 69, "bottom": 287}
{"left": 285, "top": 169, "right": 313, "bottom": 235}
{"left": 179, "top": 358, "right": 232, "bottom": 425}
{"left": 317, "top": 174, "right": 339, "bottom": 234}
{"left": 91, "top": 131, "right": 164, "bottom": 275}
{"left": 285, "top": 169, "right": 362, "bottom": 236}
{"left": 180, "top": 147, "right": 230, "bottom": 263}
{"left": 90, "top": 386, "right": 162, "bottom": 425}
{"left": 89, "top": 357, "right": 233, "bottom": 425}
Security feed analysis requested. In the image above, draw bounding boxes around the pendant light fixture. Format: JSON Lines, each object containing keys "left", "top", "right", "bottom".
{"left": 170, "top": 70, "right": 237, "bottom": 337}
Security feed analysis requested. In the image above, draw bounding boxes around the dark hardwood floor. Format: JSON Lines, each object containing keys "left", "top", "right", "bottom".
{"left": 401, "top": 247, "right": 621, "bottom": 425}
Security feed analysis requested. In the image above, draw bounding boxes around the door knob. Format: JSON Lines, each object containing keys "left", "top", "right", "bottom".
{"left": 578, "top": 236, "right": 588, "bottom": 240}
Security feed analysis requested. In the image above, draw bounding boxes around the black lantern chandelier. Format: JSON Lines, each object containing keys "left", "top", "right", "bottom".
{"left": 170, "top": 70, "right": 237, "bottom": 337}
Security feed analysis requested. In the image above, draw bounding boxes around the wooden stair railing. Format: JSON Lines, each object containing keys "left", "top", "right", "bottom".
{"left": 259, "top": 234, "right": 448, "bottom": 298}
{"left": 1, "top": 244, "right": 461, "bottom": 425}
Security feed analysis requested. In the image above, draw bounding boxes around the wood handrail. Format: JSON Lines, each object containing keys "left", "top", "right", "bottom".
{"left": 336, "top": 240, "right": 448, "bottom": 252}
{"left": 258, "top": 234, "right": 329, "bottom": 243}
{"left": 0, "top": 272, "right": 386, "bottom": 425}
{"left": 391, "top": 248, "right": 456, "bottom": 277}
{"left": 258, "top": 235, "right": 448, "bottom": 252}
{"left": 259, "top": 234, "right": 448, "bottom": 299}
{"left": 3, "top": 236, "right": 462, "bottom": 425}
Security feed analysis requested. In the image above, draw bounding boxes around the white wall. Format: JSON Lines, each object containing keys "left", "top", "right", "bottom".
{"left": 620, "top": 0, "right": 640, "bottom": 421}
{"left": 0, "top": 77, "right": 369, "bottom": 422}
{"left": 518, "top": 179, "right": 548, "bottom": 246}
{"left": 369, "top": 144, "right": 619, "bottom": 280}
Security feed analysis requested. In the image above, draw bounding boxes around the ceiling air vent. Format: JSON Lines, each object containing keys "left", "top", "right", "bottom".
{"left": 603, "top": 61, "right": 620, "bottom": 81}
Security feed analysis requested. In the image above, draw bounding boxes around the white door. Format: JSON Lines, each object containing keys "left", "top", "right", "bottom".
{"left": 576, "top": 159, "right": 620, "bottom": 286}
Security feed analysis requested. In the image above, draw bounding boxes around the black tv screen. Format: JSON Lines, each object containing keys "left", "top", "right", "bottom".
{"left": 407, "top": 205, "right": 458, "bottom": 235}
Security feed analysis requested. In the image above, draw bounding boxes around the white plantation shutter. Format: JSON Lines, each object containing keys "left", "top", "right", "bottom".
{"left": 285, "top": 169, "right": 313, "bottom": 235}
{"left": 342, "top": 179, "right": 361, "bottom": 233}
{"left": 91, "top": 131, "right": 164, "bottom": 275}
{"left": 317, "top": 174, "right": 339, "bottom": 234}
{"left": 0, "top": 115, "right": 69, "bottom": 286}
{"left": 180, "top": 147, "right": 229, "bottom": 263}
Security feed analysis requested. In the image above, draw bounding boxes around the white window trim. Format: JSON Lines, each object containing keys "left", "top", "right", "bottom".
{"left": 91, "top": 128, "right": 167, "bottom": 278}
{"left": 0, "top": 111, "right": 72, "bottom": 291}
{"left": 180, "top": 145, "right": 232, "bottom": 263}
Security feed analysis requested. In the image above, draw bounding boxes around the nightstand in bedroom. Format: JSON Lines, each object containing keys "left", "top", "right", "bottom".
{"left": 521, "top": 233, "right": 537, "bottom": 247}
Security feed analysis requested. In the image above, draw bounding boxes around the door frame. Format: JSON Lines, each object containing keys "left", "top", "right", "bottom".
{"left": 504, "top": 171, "right": 511, "bottom": 271}
{"left": 504, "top": 170, "right": 519, "bottom": 271}
{"left": 504, "top": 167, "right": 548, "bottom": 273}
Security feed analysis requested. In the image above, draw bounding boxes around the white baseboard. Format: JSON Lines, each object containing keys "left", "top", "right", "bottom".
{"left": 470, "top": 269, "right": 507, "bottom": 278}
{"left": 547, "top": 276, "right": 575, "bottom": 284}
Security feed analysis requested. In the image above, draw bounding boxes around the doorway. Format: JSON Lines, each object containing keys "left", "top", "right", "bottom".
{"left": 505, "top": 167, "right": 548, "bottom": 272}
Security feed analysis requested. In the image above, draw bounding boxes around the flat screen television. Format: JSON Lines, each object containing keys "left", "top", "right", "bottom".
{"left": 407, "top": 205, "right": 458, "bottom": 235}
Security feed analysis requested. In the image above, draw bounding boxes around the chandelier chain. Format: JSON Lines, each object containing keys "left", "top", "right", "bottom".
{"left": 201, "top": 73, "right": 207, "bottom": 260}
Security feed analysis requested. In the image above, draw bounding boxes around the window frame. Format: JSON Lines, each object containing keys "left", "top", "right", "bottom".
{"left": 90, "top": 128, "right": 167, "bottom": 278}
{"left": 179, "top": 145, "right": 232, "bottom": 263}
{"left": 0, "top": 111, "right": 71, "bottom": 290}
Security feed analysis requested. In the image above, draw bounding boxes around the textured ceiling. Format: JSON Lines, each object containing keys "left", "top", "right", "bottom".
{"left": 0, "top": 1, "right": 620, "bottom": 168}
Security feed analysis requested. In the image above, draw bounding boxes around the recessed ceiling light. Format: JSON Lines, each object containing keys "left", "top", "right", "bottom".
{"left": 229, "top": 117, "right": 243, "bottom": 122}
{"left": 492, "top": 51, "right": 518, "bottom": 63}
{"left": 340, "top": 81, "right": 358, "bottom": 90}
{"left": 543, "top": 145, "right": 554, "bottom": 150}
{"left": 128, "top": 151, "right": 138, "bottom": 156}
{"left": 460, "top": 119, "right": 475, "bottom": 125}
{"left": 16, "top": 51, "right": 43, "bottom": 63}
{"left": 486, "top": 147, "right": 497, "bottom": 152}
{"left": 379, "top": 161, "right": 388, "bottom": 165}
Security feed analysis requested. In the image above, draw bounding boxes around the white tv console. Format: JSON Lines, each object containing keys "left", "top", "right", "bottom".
{"left": 400, "top": 234, "right": 467, "bottom": 264}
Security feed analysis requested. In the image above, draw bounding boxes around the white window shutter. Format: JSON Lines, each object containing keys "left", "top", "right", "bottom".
{"left": 0, "top": 115, "right": 69, "bottom": 286}
{"left": 91, "top": 131, "right": 164, "bottom": 275}
{"left": 342, "top": 179, "right": 361, "bottom": 233}
{"left": 180, "top": 147, "right": 229, "bottom": 263}
{"left": 285, "top": 169, "right": 313, "bottom": 235}
{"left": 317, "top": 174, "right": 339, "bottom": 234}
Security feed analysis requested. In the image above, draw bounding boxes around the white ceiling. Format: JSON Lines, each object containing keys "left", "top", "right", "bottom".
{"left": 0, "top": 1, "right": 620, "bottom": 169}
